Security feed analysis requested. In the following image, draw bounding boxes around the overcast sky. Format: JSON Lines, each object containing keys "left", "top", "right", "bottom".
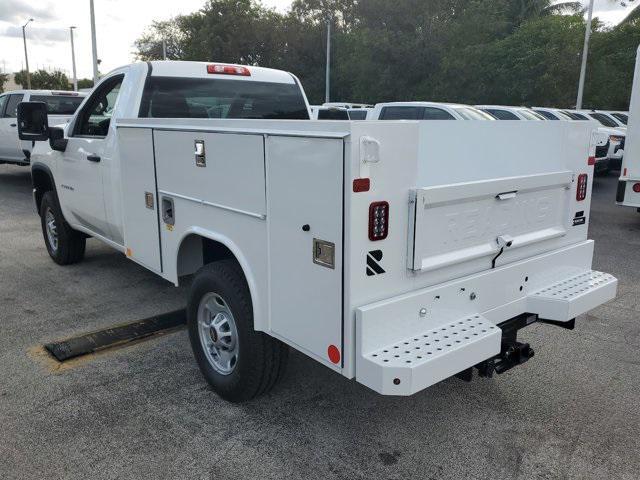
{"left": 0, "top": 0, "right": 636, "bottom": 79}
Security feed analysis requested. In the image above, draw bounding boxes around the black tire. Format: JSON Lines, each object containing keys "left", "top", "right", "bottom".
{"left": 187, "top": 260, "right": 288, "bottom": 402}
{"left": 40, "top": 191, "right": 86, "bottom": 265}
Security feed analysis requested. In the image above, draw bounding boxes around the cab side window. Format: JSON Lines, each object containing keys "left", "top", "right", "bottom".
{"left": 74, "top": 75, "right": 124, "bottom": 137}
{"left": 4, "top": 94, "right": 24, "bottom": 118}
{"left": 0, "top": 95, "right": 7, "bottom": 116}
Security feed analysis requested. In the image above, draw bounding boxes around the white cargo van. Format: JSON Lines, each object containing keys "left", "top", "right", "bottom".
{"left": 18, "top": 61, "right": 616, "bottom": 402}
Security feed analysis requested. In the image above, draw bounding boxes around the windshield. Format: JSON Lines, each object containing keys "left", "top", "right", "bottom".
{"left": 140, "top": 76, "right": 309, "bottom": 120}
{"left": 30, "top": 95, "right": 84, "bottom": 115}
{"left": 318, "top": 108, "right": 349, "bottom": 120}
{"left": 611, "top": 112, "right": 628, "bottom": 125}
{"left": 453, "top": 107, "right": 494, "bottom": 120}
{"left": 518, "top": 109, "right": 545, "bottom": 121}
{"left": 348, "top": 110, "right": 367, "bottom": 120}
{"left": 588, "top": 113, "right": 618, "bottom": 127}
{"left": 563, "top": 111, "right": 588, "bottom": 120}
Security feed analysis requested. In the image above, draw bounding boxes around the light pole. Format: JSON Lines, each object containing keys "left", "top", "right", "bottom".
{"left": 576, "top": 0, "right": 595, "bottom": 109}
{"left": 325, "top": 19, "right": 331, "bottom": 103}
{"left": 22, "top": 18, "right": 34, "bottom": 89}
{"left": 70, "top": 26, "right": 78, "bottom": 91}
{"left": 90, "top": 0, "right": 99, "bottom": 84}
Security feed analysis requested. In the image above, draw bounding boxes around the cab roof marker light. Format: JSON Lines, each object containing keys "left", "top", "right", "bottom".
{"left": 207, "top": 64, "right": 251, "bottom": 76}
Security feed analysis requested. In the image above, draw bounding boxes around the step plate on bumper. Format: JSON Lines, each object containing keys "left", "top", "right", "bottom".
{"left": 527, "top": 270, "right": 617, "bottom": 321}
{"left": 357, "top": 314, "right": 501, "bottom": 395}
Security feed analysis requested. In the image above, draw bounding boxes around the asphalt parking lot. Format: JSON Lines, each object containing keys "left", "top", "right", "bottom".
{"left": 0, "top": 164, "right": 639, "bottom": 480}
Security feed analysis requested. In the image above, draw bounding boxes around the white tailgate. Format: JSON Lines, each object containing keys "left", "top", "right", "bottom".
{"left": 409, "top": 171, "right": 573, "bottom": 273}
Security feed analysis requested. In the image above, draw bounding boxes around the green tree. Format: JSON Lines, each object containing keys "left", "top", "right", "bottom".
{"left": 14, "top": 69, "right": 71, "bottom": 90}
{"left": 134, "top": 19, "right": 186, "bottom": 60}
{"left": 585, "top": 20, "right": 640, "bottom": 109}
{"left": 77, "top": 78, "right": 94, "bottom": 89}
{"left": 133, "top": 0, "right": 640, "bottom": 109}
{"left": 0, "top": 73, "right": 8, "bottom": 93}
{"left": 433, "top": 14, "right": 586, "bottom": 106}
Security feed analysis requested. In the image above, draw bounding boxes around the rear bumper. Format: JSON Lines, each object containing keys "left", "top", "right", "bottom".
{"left": 355, "top": 241, "right": 617, "bottom": 395}
{"left": 617, "top": 179, "right": 640, "bottom": 207}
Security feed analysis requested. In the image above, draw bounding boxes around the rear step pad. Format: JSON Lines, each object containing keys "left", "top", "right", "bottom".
{"left": 527, "top": 270, "right": 617, "bottom": 322}
{"left": 356, "top": 314, "right": 501, "bottom": 395}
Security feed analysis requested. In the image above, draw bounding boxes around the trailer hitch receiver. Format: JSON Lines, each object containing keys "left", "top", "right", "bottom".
{"left": 494, "top": 341, "right": 535, "bottom": 374}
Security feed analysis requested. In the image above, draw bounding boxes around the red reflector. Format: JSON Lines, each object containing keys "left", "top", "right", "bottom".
{"left": 633, "top": 183, "right": 640, "bottom": 193}
{"left": 576, "top": 174, "right": 588, "bottom": 201}
{"left": 353, "top": 178, "right": 370, "bottom": 192}
{"left": 624, "top": 168, "right": 628, "bottom": 176}
{"left": 206, "top": 64, "right": 251, "bottom": 76}
{"left": 588, "top": 156, "right": 595, "bottom": 166}
{"left": 328, "top": 345, "right": 340, "bottom": 364}
{"left": 368, "top": 201, "right": 389, "bottom": 241}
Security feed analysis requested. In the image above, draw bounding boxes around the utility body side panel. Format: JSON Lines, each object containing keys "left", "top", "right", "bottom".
{"left": 266, "top": 135, "right": 344, "bottom": 369}
{"left": 132, "top": 124, "right": 348, "bottom": 371}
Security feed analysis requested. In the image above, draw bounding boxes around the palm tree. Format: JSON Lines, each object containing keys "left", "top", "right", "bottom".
{"left": 619, "top": 1, "right": 640, "bottom": 24}
{"left": 514, "top": 0, "right": 583, "bottom": 23}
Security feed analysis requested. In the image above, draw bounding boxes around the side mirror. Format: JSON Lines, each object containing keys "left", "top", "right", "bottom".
{"left": 17, "top": 102, "right": 49, "bottom": 141}
{"left": 49, "top": 127, "right": 68, "bottom": 152}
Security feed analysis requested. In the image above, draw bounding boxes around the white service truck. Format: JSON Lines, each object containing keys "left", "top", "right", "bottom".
{"left": 0, "top": 90, "right": 86, "bottom": 165}
{"left": 18, "top": 61, "right": 617, "bottom": 402}
{"left": 618, "top": 47, "right": 640, "bottom": 210}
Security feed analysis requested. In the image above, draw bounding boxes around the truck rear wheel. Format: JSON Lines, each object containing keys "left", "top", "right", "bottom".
{"left": 40, "top": 191, "right": 86, "bottom": 265}
{"left": 187, "top": 260, "right": 288, "bottom": 402}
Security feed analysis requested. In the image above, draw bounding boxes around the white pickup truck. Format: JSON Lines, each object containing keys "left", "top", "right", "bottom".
{"left": 0, "top": 90, "right": 86, "bottom": 165}
{"left": 18, "top": 61, "right": 617, "bottom": 402}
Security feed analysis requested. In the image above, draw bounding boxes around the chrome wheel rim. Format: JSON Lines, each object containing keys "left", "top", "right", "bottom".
{"left": 197, "top": 293, "right": 239, "bottom": 375}
{"left": 45, "top": 208, "right": 58, "bottom": 252}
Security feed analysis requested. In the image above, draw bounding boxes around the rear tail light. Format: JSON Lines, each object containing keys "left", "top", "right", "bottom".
{"left": 576, "top": 174, "right": 588, "bottom": 201}
{"left": 353, "top": 178, "right": 370, "bottom": 192}
{"left": 633, "top": 183, "right": 640, "bottom": 193}
{"left": 587, "top": 156, "right": 595, "bottom": 166}
{"left": 206, "top": 64, "right": 251, "bottom": 76}
{"left": 369, "top": 201, "right": 389, "bottom": 241}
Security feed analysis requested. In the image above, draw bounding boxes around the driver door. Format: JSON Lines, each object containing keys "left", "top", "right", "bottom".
{"left": 59, "top": 74, "right": 123, "bottom": 240}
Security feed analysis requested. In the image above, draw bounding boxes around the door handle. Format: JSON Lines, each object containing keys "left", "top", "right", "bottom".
{"left": 87, "top": 155, "right": 101, "bottom": 162}
{"left": 9, "top": 123, "right": 16, "bottom": 127}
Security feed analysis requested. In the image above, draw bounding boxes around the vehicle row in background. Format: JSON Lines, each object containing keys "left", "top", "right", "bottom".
{"left": 0, "top": 90, "right": 87, "bottom": 165}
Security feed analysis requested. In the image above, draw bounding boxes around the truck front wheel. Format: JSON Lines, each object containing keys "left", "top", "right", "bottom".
{"left": 187, "top": 260, "right": 288, "bottom": 402}
{"left": 40, "top": 192, "right": 86, "bottom": 265}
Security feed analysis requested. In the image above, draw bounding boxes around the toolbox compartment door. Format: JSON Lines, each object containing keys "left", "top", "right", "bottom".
{"left": 119, "top": 127, "right": 162, "bottom": 273}
{"left": 266, "top": 136, "right": 344, "bottom": 367}
{"left": 408, "top": 171, "right": 573, "bottom": 273}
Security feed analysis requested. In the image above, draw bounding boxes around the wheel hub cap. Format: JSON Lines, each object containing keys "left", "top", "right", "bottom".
{"left": 197, "top": 293, "right": 239, "bottom": 375}
{"left": 45, "top": 209, "right": 58, "bottom": 252}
